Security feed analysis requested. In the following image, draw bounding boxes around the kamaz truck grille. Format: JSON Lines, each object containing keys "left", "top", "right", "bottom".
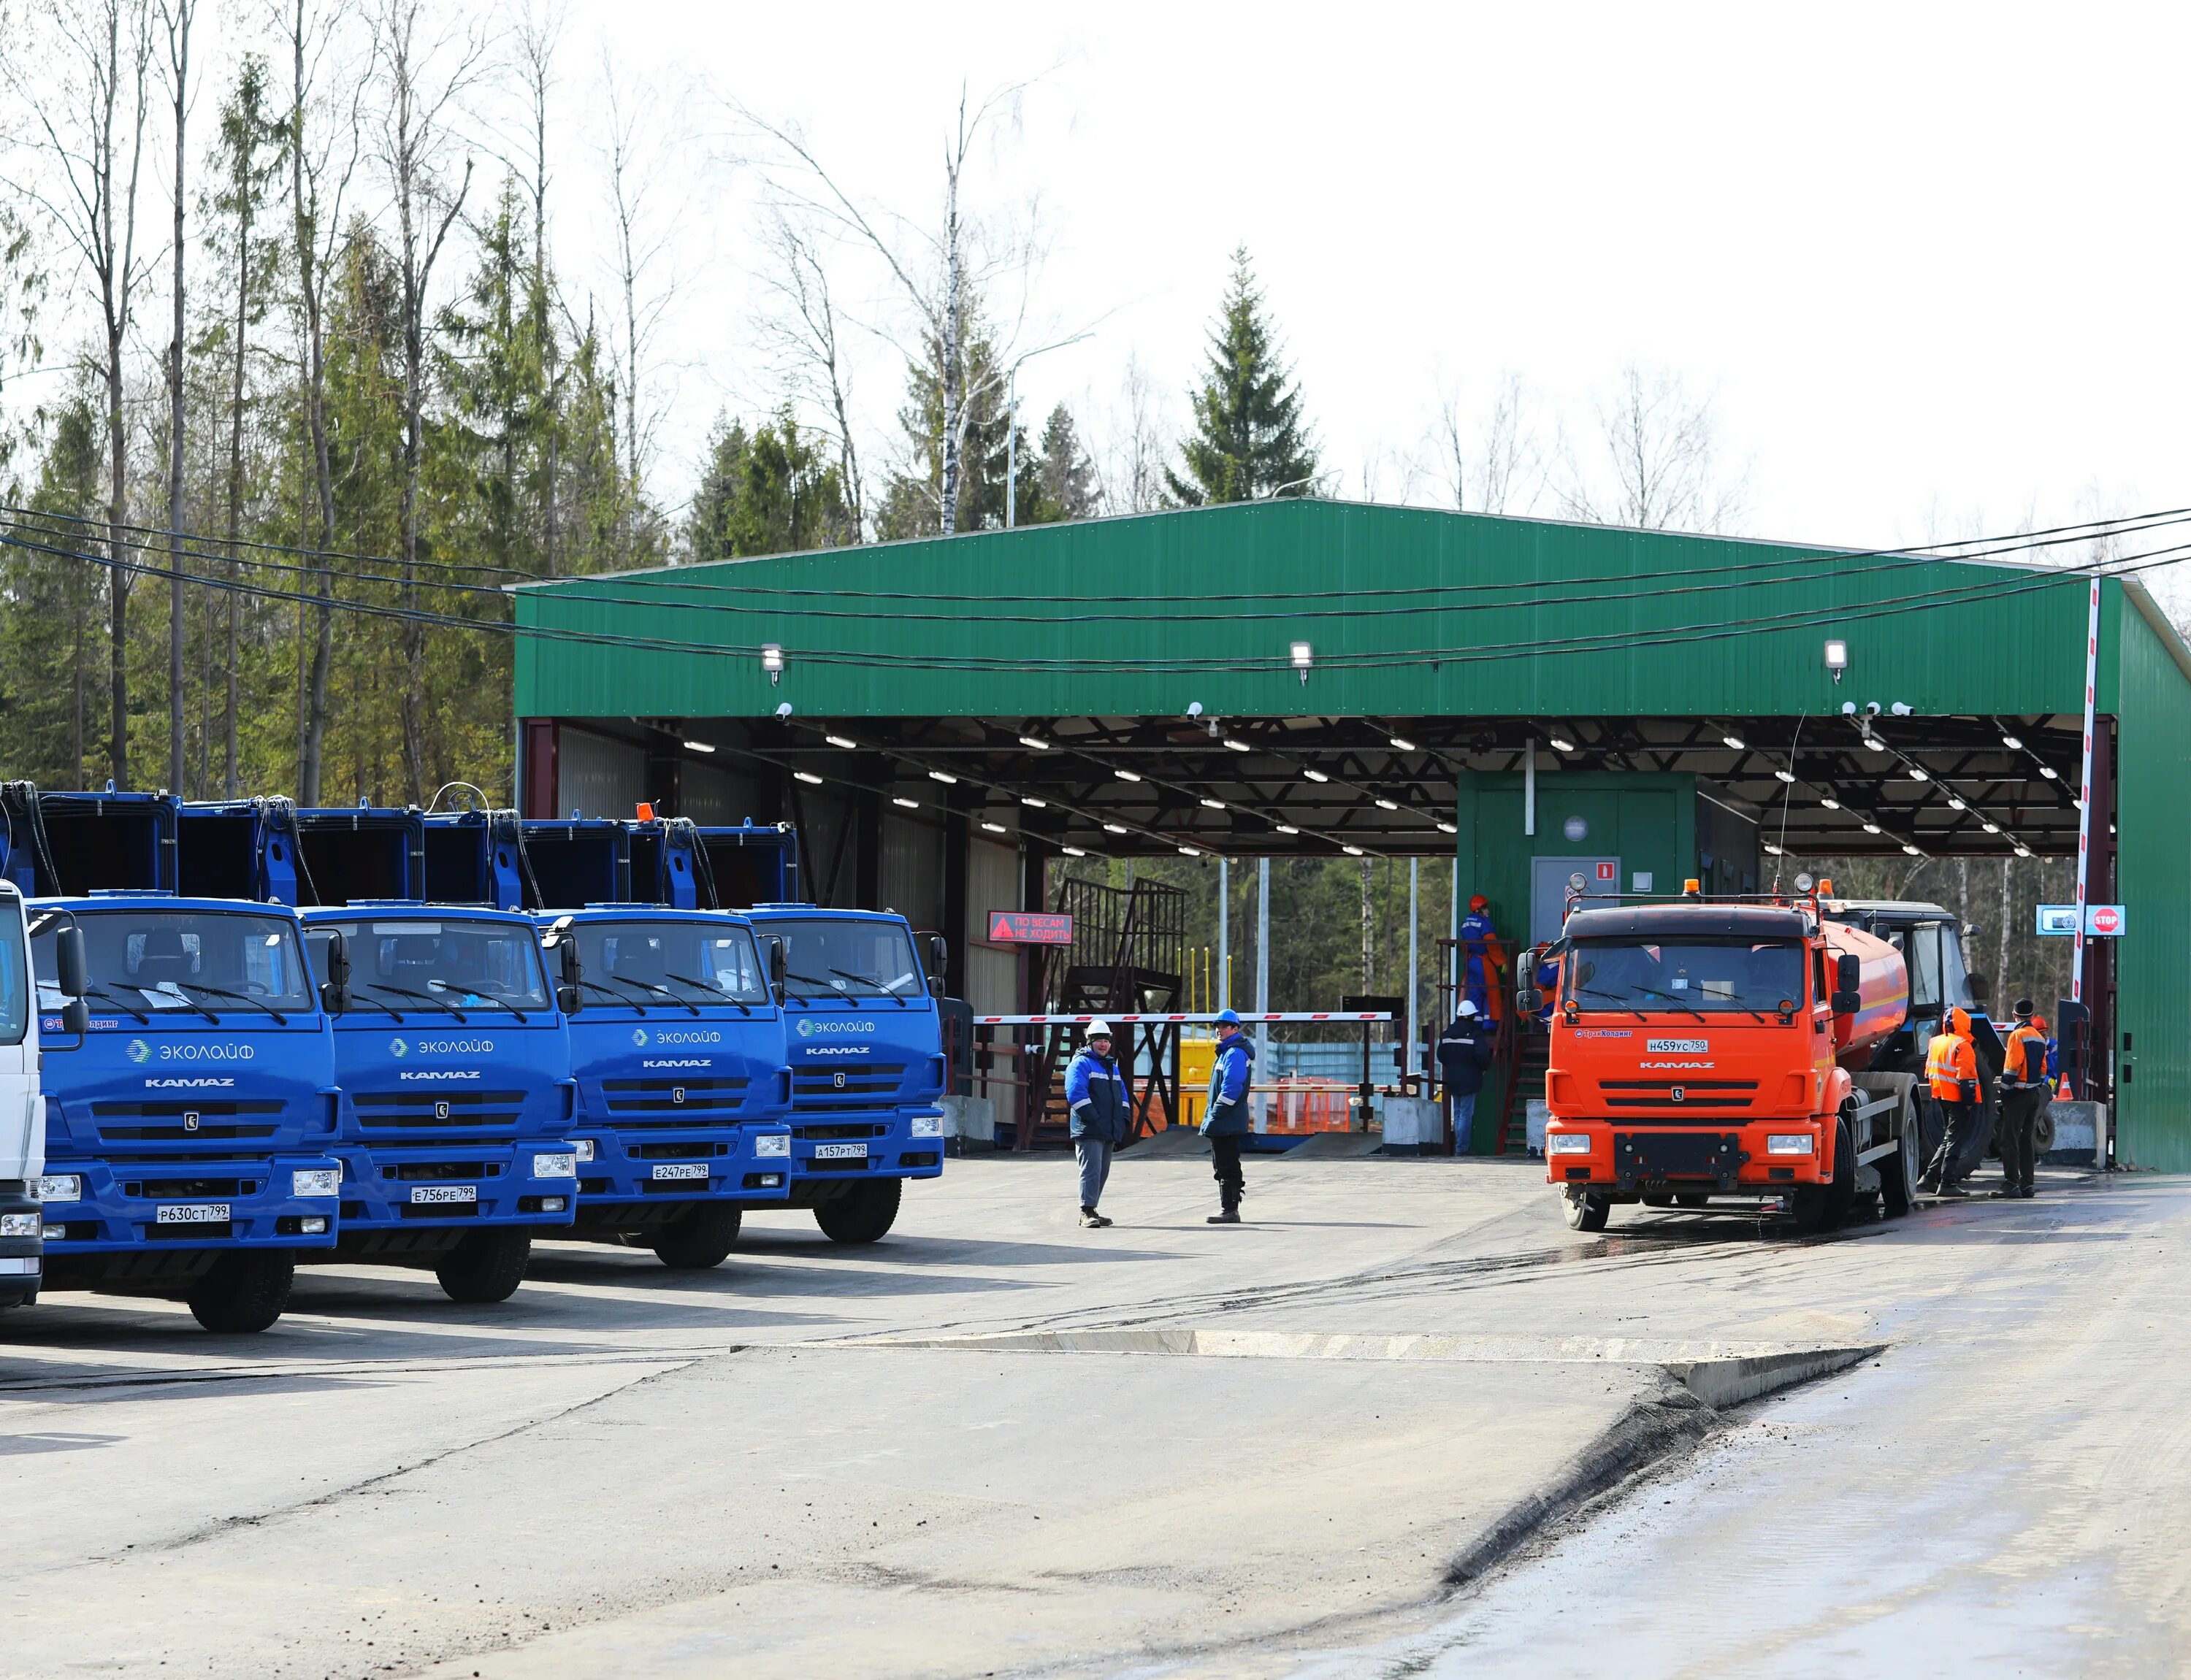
{"left": 94, "top": 1099, "right": 285, "bottom": 1143}
{"left": 352, "top": 1090, "right": 525, "bottom": 1132}
{"left": 793, "top": 1123, "right": 889, "bottom": 1140}
{"left": 597, "top": 1076, "right": 749, "bottom": 1127}
{"left": 121, "top": 1177, "right": 260, "bottom": 1197}
{"left": 1599, "top": 1080, "right": 1759, "bottom": 1111}
{"left": 792, "top": 1065, "right": 906, "bottom": 1110}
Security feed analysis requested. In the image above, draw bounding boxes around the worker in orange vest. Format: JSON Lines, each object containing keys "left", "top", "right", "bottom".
{"left": 1918, "top": 1007, "right": 1982, "bottom": 1198}
{"left": 1997, "top": 1002, "right": 2049, "bottom": 1200}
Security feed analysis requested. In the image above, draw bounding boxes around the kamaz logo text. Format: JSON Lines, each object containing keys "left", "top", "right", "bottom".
{"left": 643, "top": 1058, "right": 712, "bottom": 1069}
{"left": 145, "top": 1076, "right": 236, "bottom": 1089}
{"left": 399, "top": 1070, "right": 481, "bottom": 1081}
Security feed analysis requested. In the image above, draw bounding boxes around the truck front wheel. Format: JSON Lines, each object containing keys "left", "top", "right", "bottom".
{"left": 815, "top": 1178, "right": 903, "bottom": 1244}
{"left": 1561, "top": 1190, "right": 1610, "bottom": 1232}
{"left": 652, "top": 1205, "right": 742, "bottom": 1269}
{"left": 1791, "top": 1113, "right": 1858, "bottom": 1235}
{"left": 436, "top": 1230, "right": 533, "bottom": 1303}
{"left": 186, "top": 1251, "right": 296, "bottom": 1332}
{"left": 1881, "top": 1094, "right": 1923, "bottom": 1217}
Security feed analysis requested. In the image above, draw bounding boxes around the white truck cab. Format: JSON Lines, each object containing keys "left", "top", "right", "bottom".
{"left": 0, "top": 881, "right": 47, "bottom": 1305}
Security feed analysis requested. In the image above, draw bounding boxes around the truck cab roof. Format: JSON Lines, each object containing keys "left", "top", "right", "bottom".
{"left": 746, "top": 904, "right": 906, "bottom": 922}
{"left": 1566, "top": 903, "right": 1813, "bottom": 941}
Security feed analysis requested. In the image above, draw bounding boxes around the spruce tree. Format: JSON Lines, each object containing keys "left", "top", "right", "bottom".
{"left": 1166, "top": 248, "right": 1317, "bottom": 506}
{"left": 1028, "top": 403, "right": 1097, "bottom": 523}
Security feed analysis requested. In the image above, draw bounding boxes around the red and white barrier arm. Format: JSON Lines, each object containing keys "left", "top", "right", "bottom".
{"left": 970, "top": 1011, "right": 1394, "bottom": 1025}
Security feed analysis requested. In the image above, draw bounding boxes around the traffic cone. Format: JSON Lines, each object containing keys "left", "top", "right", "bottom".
{"left": 2057, "top": 1075, "right": 2074, "bottom": 1101}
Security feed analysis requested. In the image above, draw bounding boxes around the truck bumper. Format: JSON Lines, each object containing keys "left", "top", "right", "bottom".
{"left": 1545, "top": 1119, "right": 1827, "bottom": 1192}
{"left": 570, "top": 1123, "right": 793, "bottom": 1229}
{"left": 784, "top": 1107, "right": 945, "bottom": 1206}
{"left": 37, "top": 1153, "right": 345, "bottom": 1261}
{"left": 0, "top": 1181, "right": 42, "bottom": 1307}
{"left": 328, "top": 1141, "right": 579, "bottom": 1254}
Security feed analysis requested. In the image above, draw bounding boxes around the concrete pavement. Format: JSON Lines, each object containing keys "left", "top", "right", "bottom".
{"left": 0, "top": 1150, "right": 2175, "bottom": 1678}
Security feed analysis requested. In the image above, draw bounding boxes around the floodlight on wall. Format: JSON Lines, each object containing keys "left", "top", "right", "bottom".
{"left": 1290, "top": 641, "right": 1313, "bottom": 684}
{"left": 892, "top": 797, "right": 919, "bottom": 810}
{"left": 1017, "top": 734, "right": 1049, "bottom": 751}
{"left": 825, "top": 734, "right": 858, "bottom": 751}
{"left": 928, "top": 770, "right": 958, "bottom": 784}
{"left": 981, "top": 821, "right": 1008, "bottom": 835}
{"left": 1824, "top": 639, "right": 1849, "bottom": 681}
{"left": 682, "top": 739, "right": 716, "bottom": 754}
{"left": 774, "top": 702, "right": 793, "bottom": 719}
{"left": 1302, "top": 768, "right": 1330, "bottom": 783}
{"left": 793, "top": 771, "right": 824, "bottom": 786}
{"left": 761, "top": 644, "right": 784, "bottom": 685}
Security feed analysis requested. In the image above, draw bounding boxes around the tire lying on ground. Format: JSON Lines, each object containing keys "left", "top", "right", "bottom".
{"left": 435, "top": 1230, "right": 533, "bottom": 1303}
{"left": 815, "top": 1178, "right": 903, "bottom": 1245}
{"left": 186, "top": 1251, "right": 296, "bottom": 1333}
{"left": 651, "top": 1205, "right": 743, "bottom": 1270}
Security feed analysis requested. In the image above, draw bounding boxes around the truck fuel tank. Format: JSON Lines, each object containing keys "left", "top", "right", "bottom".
{"left": 1823, "top": 919, "right": 1908, "bottom": 1065}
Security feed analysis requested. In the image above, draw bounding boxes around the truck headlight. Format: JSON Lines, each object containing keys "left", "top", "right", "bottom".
{"left": 573, "top": 1138, "right": 595, "bottom": 1162}
{"left": 291, "top": 1168, "right": 342, "bottom": 1197}
{"left": 532, "top": 1151, "right": 578, "bottom": 1179}
{"left": 909, "top": 1113, "right": 943, "bottom": 1139}
{"left": 1766, "top": 1133, "right": 1816, "bottom": 1156}
{"left": 1545, "top": 1132, "right": 1593, "bottom": 1155}
{"left": 37, "top": 1175, "right": 82, "bottom": 1203}
{"left": 754, "top": 1133, "right": 791, "bottom": 1159}
{"left": 0, "top": 1213, "right": 39, "bottom": 1238}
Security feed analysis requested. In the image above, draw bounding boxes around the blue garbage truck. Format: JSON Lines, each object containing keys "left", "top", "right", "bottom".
{"left": 179, "top": 799, "right": 582, "bottom": 1303}
{"left": 743, "top": 905, "right": 948, "bottom": 1244}
{"left": 3, "top": 785, "right": 346, "bottom": 1332}
{"left": 536, "top": 905, "right": 794, "bottom": 1267}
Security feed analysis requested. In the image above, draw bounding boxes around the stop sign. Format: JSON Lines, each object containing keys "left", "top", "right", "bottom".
{"left": 2091, "top": 905, "right": 2122, "bottom": 935}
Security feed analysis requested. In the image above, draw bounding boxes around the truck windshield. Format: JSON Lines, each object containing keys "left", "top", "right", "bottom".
{"left": 569, "top": 919, "right": 770, "bottom": 1008}
{"left": 33, "top": 908, "right": 313, "bottom": 1014}
{"left": 755, "top": 918, "right": 922, "bottom": 1000}
{"left": 306, "top": 917, "right": 549, "bottom": 1012}
{"left": 1568, "top": 937, "right": 1806, "bottom": 1014}
{"left": 0, "top": 895, "right": 27, "bottom": 1046}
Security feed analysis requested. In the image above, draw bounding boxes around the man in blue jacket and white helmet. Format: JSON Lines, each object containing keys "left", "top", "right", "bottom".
{"left": 1066, "top": 1020, "right": 1131, "bottom": 1227}
{"left": 1201, "top": 1008, "right": 1255, "bottom": 1224}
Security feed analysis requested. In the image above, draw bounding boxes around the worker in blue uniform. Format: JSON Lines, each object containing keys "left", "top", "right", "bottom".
{"left": 1201, "top": 1008, "right": 1255, "bottom": 1224}
{"left": 1461, "top": 894, "right": 1504, "bottom": 1018}
{"left": 1064, "top": 1020, "right": 1130, "bottom": 1228}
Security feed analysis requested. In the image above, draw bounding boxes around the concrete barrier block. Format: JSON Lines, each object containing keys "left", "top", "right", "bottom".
{"left": 1526, "top": 1099, "right": 1550, "bottom": 1157}
{"left": 2041, "top": 1100, "right": 2103, "bottom": 1166}
{"left": 939, "top": 1094, "right": 995, "bottom": 1146}
{"left": 1380, "top": 1095, "right": 1442, "bottom": 1151}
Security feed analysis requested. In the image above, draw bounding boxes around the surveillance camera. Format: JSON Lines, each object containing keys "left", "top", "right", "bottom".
{"left": 1890, "top": 702, "right": 1912, "bottom": 718}
{"left": 1863, "top": 702, "right": 1881, "bottom": 717}
{"left": 1840, "top": 701, "right": 1857, "bottom": 716}
{"left": 774, "top": 702, "right": 793, "bottom": 719}
{"left": 1186, "top": 702, "right": 1204, "bottom": 718}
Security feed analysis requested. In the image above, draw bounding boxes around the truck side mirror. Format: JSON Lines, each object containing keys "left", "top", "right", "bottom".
{"left": 928, "top": 975, "right": 946, "bottom": 1002}
{"left": 928, "top": 933, "right": 948, "bottom": 978}
{"left": 557, "top": 940, "right": 584, "bottom": 1015}
{"left": 1830, "top": 952, "right": 1862, "bottom": 1015}
{"left": 318, "top": 929, "right": 351, "bottom": 1016}
{"left": 768, "top": 937, "right": 787, "bottom": 1000}
{"left": 61, "top": 997, "right": 89, "bottom": 1036}
{"left": 54, "top": 925, "right": 86, "bottom": 999}
{"left": 557, "top": 982, "right": 582, "bottom": 1016}
{"left": 1515, "top": 985, "right": 1543, "bottom": 1013}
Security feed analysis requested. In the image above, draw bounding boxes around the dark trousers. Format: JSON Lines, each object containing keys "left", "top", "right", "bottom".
{"left": 1925, "top": 1098, "right": 1980, "bottom": 1186}
{"left": 1998, "top": 1086, "right": 2045, "bottom": 1189}
{"left": 1210, "top": 1135, "right": 1245, "bottom": 1210}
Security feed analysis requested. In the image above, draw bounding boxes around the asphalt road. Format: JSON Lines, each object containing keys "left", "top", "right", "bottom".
{"left": 0, "top": 1149, "right": 2175, "bottom": 1678}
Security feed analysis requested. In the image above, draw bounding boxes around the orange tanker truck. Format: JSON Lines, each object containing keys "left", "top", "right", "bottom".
{"left": 1530, "top": 877, "right": 1930, "bottom": 1235}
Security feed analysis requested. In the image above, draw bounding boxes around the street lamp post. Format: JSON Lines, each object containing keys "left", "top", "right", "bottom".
{"left": 1005, "top": 331, "right": 1094, "bottom": 528}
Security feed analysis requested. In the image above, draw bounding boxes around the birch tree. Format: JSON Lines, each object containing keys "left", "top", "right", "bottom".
{"left": 157, "top": 0, "right": 193, "bottom": 793}
{"left": 1559, "top": 363, "right": 1748, "bottom": 534}
{"left": 4, "top": 0, "right": 155, "bottom": 781}
{"left": 598, "top": 50, "right": 673, "bottom": 567}
{"left": 755, "top": 209, "right": 861, "bottom": 533}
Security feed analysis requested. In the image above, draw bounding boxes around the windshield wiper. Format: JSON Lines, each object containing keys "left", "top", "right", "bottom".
{"left": 578, "top": 978, "right": 649, "bottom": 1014}
{"left": 447, "top": 990, "right": 529, "bottom": 1022}
{"left": 365, "top": 983, "right": 466, "bottom": 1022}
{"left": 74, "top": 985, "right": 151, "bottom": 1024}
{"left": 177, "top": 982, "right": 289, "bottom": 1025}
{"left": 665, "top": 973, "right": 750, "bottom": 1016}
{"left": 1574, "top": 986, "right": 1648, "bottom": 1022}
{"left": 144, "top": 986, "right": 221, "bottom": 1024}
{"left": 1629, "top": 984, "right": 1708, "bottom": 1021}
{"left": 786, "top": 970, "right": 848, "bottom": 1005}
{"left": 831, "top": 967, "right": 906, "bottom": 1006}
{"left": 619, "top": 978, "right": 699, "bottom": 1017}
{"left": 345, "top": 989, "right": 406, "bottom": 1021}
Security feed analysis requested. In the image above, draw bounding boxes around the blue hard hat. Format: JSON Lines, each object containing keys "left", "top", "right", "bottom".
{"left": 1214, "top": 1008, "right": 1242, "bottom": 1025}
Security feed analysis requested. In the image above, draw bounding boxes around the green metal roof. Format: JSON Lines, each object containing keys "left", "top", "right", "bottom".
{"left": 513, "top": 499, "right": 2146, "bottom": 722}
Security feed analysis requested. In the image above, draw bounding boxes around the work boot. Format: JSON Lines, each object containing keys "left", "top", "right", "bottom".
{"left": 1917, "top": 1176, "right": 1940, "bottom": 1196}
{"left": 1079, "top": 1208, "right": 1101, "bottom": 1228}
{"left": 1090, "top": 1211, "right": 1114, "bottom": 1228}
{"left": 1935, "top": 1183, "right": 1969, "bottom": 1199}
{"left": 1207, "top": 1207, "right": 1241, "bottom": 1224}
{"left": 2021, "top": 1184, "right": 2038, "bottom": 1199}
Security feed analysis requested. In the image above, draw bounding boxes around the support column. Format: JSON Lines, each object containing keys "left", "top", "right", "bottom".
{"left": 1255, "top": 857, "right": 1271, "bottom": 1070}
{"left": 1218, "top": 857, "right": 1230, "bottom": 1010}
{"left": 1407, "top": 856, "right": 1420, "bottom": 1080}
{"left": 854, "top": 786, "right": 883, "bottom": 911}
{"left": 942, "top": 802, "right": 969, "bottom": 997}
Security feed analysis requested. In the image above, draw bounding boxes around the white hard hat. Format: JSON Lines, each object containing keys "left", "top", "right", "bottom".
{"left": 1085, "top": 1019, "right": 1113, "bottom": 1038}
{"left": 1457, "top": 1000, "right": 1480, "bottom": 1018}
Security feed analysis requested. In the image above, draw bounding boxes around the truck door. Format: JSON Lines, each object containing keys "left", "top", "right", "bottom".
{"left": 1529, "top": 856, "right": 1621, "bottom": 948}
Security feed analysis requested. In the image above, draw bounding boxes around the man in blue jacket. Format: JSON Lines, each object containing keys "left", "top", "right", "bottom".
{"left": 1201, "top": 1008, "right": 1255, "bottom": 1224}
{"left": 1066, "top": 1020, "right": 1130, "bottom": 1228}
{"left": 1435, "top": 1000, "right": 1494, "bottom": 1154}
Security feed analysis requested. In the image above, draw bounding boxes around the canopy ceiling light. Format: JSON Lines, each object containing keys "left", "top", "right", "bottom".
{"left": 1388, "top": 735, "right": 1418, "bottom": 753}
{"left": 1302, "top": 768, "right": 1330, "bottom": 783}
{"left": 1021, "top": 796, "right": 1047, "bottom": 808}
{"left": 980, "top": 821, "right": 1007, "bottom": 835}
{"left": 1775, "top": 769, "right": 1797, "bottom": 783}
{"left": 1017, "top": 734, "right": 1049, "bottom": 751}
{"left": 1721, "top": 733, "right": 1746, "bottom": 751}
{"left": 824, "top": 734, "right": 857, "bottom": 751}
{"left": 1103, "top": 823, "right": 1129, "bottom": 836}
{"left": 1114, "top": 769, "right": 1143, "bottom": 783}
{"left": 1342, "top": 844, "right": 1366, "bottom": 856}
{"left": 927, "top": 770, "right": 957, "bottom": 785}
{"left": 1548, "top": 734, "right": 1576, "bottom": 753}
{"left": 1224, "top": 738, "right": 1253, "bottom": 753}
{"left": 892, "top": 797, "right": 918, "bottom": 810}
{"left": 682, "top": 739, "right": 716, "bottom": 754}
{"left": 793, "top": 771, "right": 823, "bottom": 786}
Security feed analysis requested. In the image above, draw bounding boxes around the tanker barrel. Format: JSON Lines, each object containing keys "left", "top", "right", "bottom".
{"left": 1823, "top": 918, "right": 1908, "bottom": 1059}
